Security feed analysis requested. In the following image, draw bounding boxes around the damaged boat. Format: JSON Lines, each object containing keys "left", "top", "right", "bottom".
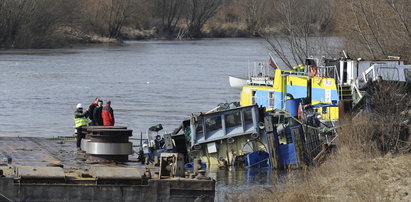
{"left": 157, "top": 59, "right": 340, "bottom": 170}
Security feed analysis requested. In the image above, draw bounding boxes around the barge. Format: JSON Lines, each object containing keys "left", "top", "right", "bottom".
{"left": 0, "top": 132, "right": 215, "bottom": 201}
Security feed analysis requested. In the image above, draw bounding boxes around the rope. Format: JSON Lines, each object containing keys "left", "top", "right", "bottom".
{"left": 45, "top": 136, "right": 75, "bottom": 140}
{"left": 0, "top": 192, "right": 13, "bottom": 202}
{"left": 245, "top": 157, "right": 269, "bottom": 168}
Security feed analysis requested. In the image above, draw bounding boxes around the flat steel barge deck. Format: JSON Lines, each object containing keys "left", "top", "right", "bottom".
{"left": 0, "top": 136, "right": 215, "bottom": 201}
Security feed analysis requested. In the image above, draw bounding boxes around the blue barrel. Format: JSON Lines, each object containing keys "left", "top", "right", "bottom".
{"left": 245, "top": 150, "right": 269, "bottom": 168}
{"left": 285, "top": 99, "right": 301, "bottom": 117}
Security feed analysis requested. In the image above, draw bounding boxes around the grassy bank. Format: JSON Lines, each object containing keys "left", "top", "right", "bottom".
{"left": 225, "top": 83, "right": 411, "bottom": 202}
{"left": 225, "top": 149, "right": 411, "bottom": 201}
{"left": 0, "top": 23, "right": 262, "bottom": 49}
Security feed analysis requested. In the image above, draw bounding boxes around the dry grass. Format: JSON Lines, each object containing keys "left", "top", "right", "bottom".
{"left": 119, "top": 27, "right": 156, "bottom": 40}
{"left": 202, "top": 22, "right": 250, "bottom": 38}
{"left": 224, "top": 83, "right": 411, "bottom": 202}
{"left": 55, "top": 26, "right": 119, "bottom": 44}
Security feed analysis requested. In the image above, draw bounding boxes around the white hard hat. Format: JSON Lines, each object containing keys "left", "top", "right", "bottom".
{"left": 76, "top": 103, "right": 83, "bottom": 109}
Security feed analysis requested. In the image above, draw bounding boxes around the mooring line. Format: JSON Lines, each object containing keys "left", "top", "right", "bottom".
{"left": 0, "top": 192, "right": 13, "bottom": 202}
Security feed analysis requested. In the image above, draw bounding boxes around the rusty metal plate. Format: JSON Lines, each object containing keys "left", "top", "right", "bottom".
{"left": 90, "top": 166, "right": 144, "bottom": 180}
{"left": 0, "top": 137, "right": 59, "bottom": 166}
{"left": 16, "top": 166, "right": 65, "bottom": 179}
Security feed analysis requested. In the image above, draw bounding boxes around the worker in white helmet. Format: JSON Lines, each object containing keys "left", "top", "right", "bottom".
{"left": 74, "top": 103, "right": 89, "bottom": 150}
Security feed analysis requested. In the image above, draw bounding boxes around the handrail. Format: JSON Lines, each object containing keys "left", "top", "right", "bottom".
{"left": 352, "top": 81, "right": 364, "bottom": 104}
{"left": 333, "top": 65, "right": 341, "bottom": 84}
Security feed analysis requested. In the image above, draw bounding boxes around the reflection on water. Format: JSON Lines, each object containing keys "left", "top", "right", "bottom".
{"left": 210, "top": 168, "right": 276, "bottom": 186}
{"left": 208, "top": 168, "right": 290, "bottom": 201}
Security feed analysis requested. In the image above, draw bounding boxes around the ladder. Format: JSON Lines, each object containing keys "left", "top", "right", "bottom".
{"left": 338, "top": 84, "right": 353, "bottom": 101}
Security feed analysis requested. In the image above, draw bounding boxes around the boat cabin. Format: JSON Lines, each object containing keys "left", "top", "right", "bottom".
{"left": 325, "top": 57, "right": 405, "bottom": 86}
{"left": 240, "top": 69, "right": 339, "bottom": 120}
{"left": 188, "top": 105, "right": 265, "bottom": 167}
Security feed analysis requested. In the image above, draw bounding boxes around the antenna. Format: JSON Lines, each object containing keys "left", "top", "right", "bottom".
{"left": 247, "top": 58, "right": 250, "bottom": 78}
{"left": 140, "top": 131, "right": 143, "bottom": 150}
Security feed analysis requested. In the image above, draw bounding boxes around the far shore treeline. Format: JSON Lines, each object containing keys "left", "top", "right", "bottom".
{"left": 0, "top": 0, "right": 410, "bottom": 62}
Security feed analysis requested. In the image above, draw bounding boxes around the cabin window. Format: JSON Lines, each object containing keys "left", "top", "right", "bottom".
{"left": 377, "top": 67, "right": 399, "bottom": 80}
{"left": 196, "top": 118, "right": 203, "bottom": 134}
{"left": 268, "top": 91, "right": 274, "bottom": 108}
{"left": 225, "top": 112, "right": 242, "bottom": 128}
{"left": 244, "top": 110, "right": 253, "bottom": 124}
{"left": 205, "top": 116, "right": 222, "bottom": 131}
{"left": 322, "top": 107, "right": 328, "bottom": 114}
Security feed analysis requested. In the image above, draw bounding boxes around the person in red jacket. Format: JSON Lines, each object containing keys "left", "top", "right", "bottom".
{"left": 102, "top": 100, "right": 115, "bottom": 126}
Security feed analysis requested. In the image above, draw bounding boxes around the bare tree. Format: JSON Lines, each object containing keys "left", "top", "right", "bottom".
{"left": 384, "top": 0, "right": 411, "bottom": 40}
{"left": 0, "top": 0, "right": 33, "bottom": 47}
{"left": 0, "top": 0, "right": 64, "bottom": 48}
{"left": 83, "top": 0, "right": 136, "bottom": 38}
{"left": 263, "top": 0, "right": 335, "bottom": 69}
{"left": 337, "top": 0, "right": 411, "bottom": 61}
{"left": 239, "top": 0, "right": 270, "bottom": 37}
{"left": 185, "top": 0, "right": 223, "bottom": 38}
{"left": 153, "top": 0, "right": 186, "bottom": 37}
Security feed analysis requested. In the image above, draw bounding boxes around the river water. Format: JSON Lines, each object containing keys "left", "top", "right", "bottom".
{"left": 0, "top": 38, "right": 277, "bottom": 200}
{"left": 0, "top": 38, "right": 340, "bottom": 200}
{"left": 0, "top": 39, "right": 271, "bottom": 137}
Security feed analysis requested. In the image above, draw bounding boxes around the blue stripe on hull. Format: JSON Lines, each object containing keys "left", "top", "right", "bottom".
{"left": 255, "top": 90, "right": 269, "bottom": 108}
{"left": 274, "top": 92, "right": 284, "bottom": 109}
{"left": 286, "top": 85, "right": 307, "bottom": 99}
{"left": 311, "top": 88, "right": 339, "bottom": 102}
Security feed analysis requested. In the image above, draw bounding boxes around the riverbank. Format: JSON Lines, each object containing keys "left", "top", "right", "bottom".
{"left": 0, "top": 25, "right": 260, "bottom": 49}
{"left": 225, "top": 150, "right": 411, "bottom": 201}
{"left": 4, "top": 23, "right": 267, "bottom": 49}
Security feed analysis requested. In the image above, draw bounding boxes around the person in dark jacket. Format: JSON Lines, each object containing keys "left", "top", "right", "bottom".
{"left": 88, "top": 97, "right": 99, "bottom": 126}
{"left": 93, "top": 100, "right": 104, "bottom": 126}
{"left": 102, "top": 100, "right": 115, "bottom": 126}
{"left": 74, "top": 103, "right": 88, "bottom": 149}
